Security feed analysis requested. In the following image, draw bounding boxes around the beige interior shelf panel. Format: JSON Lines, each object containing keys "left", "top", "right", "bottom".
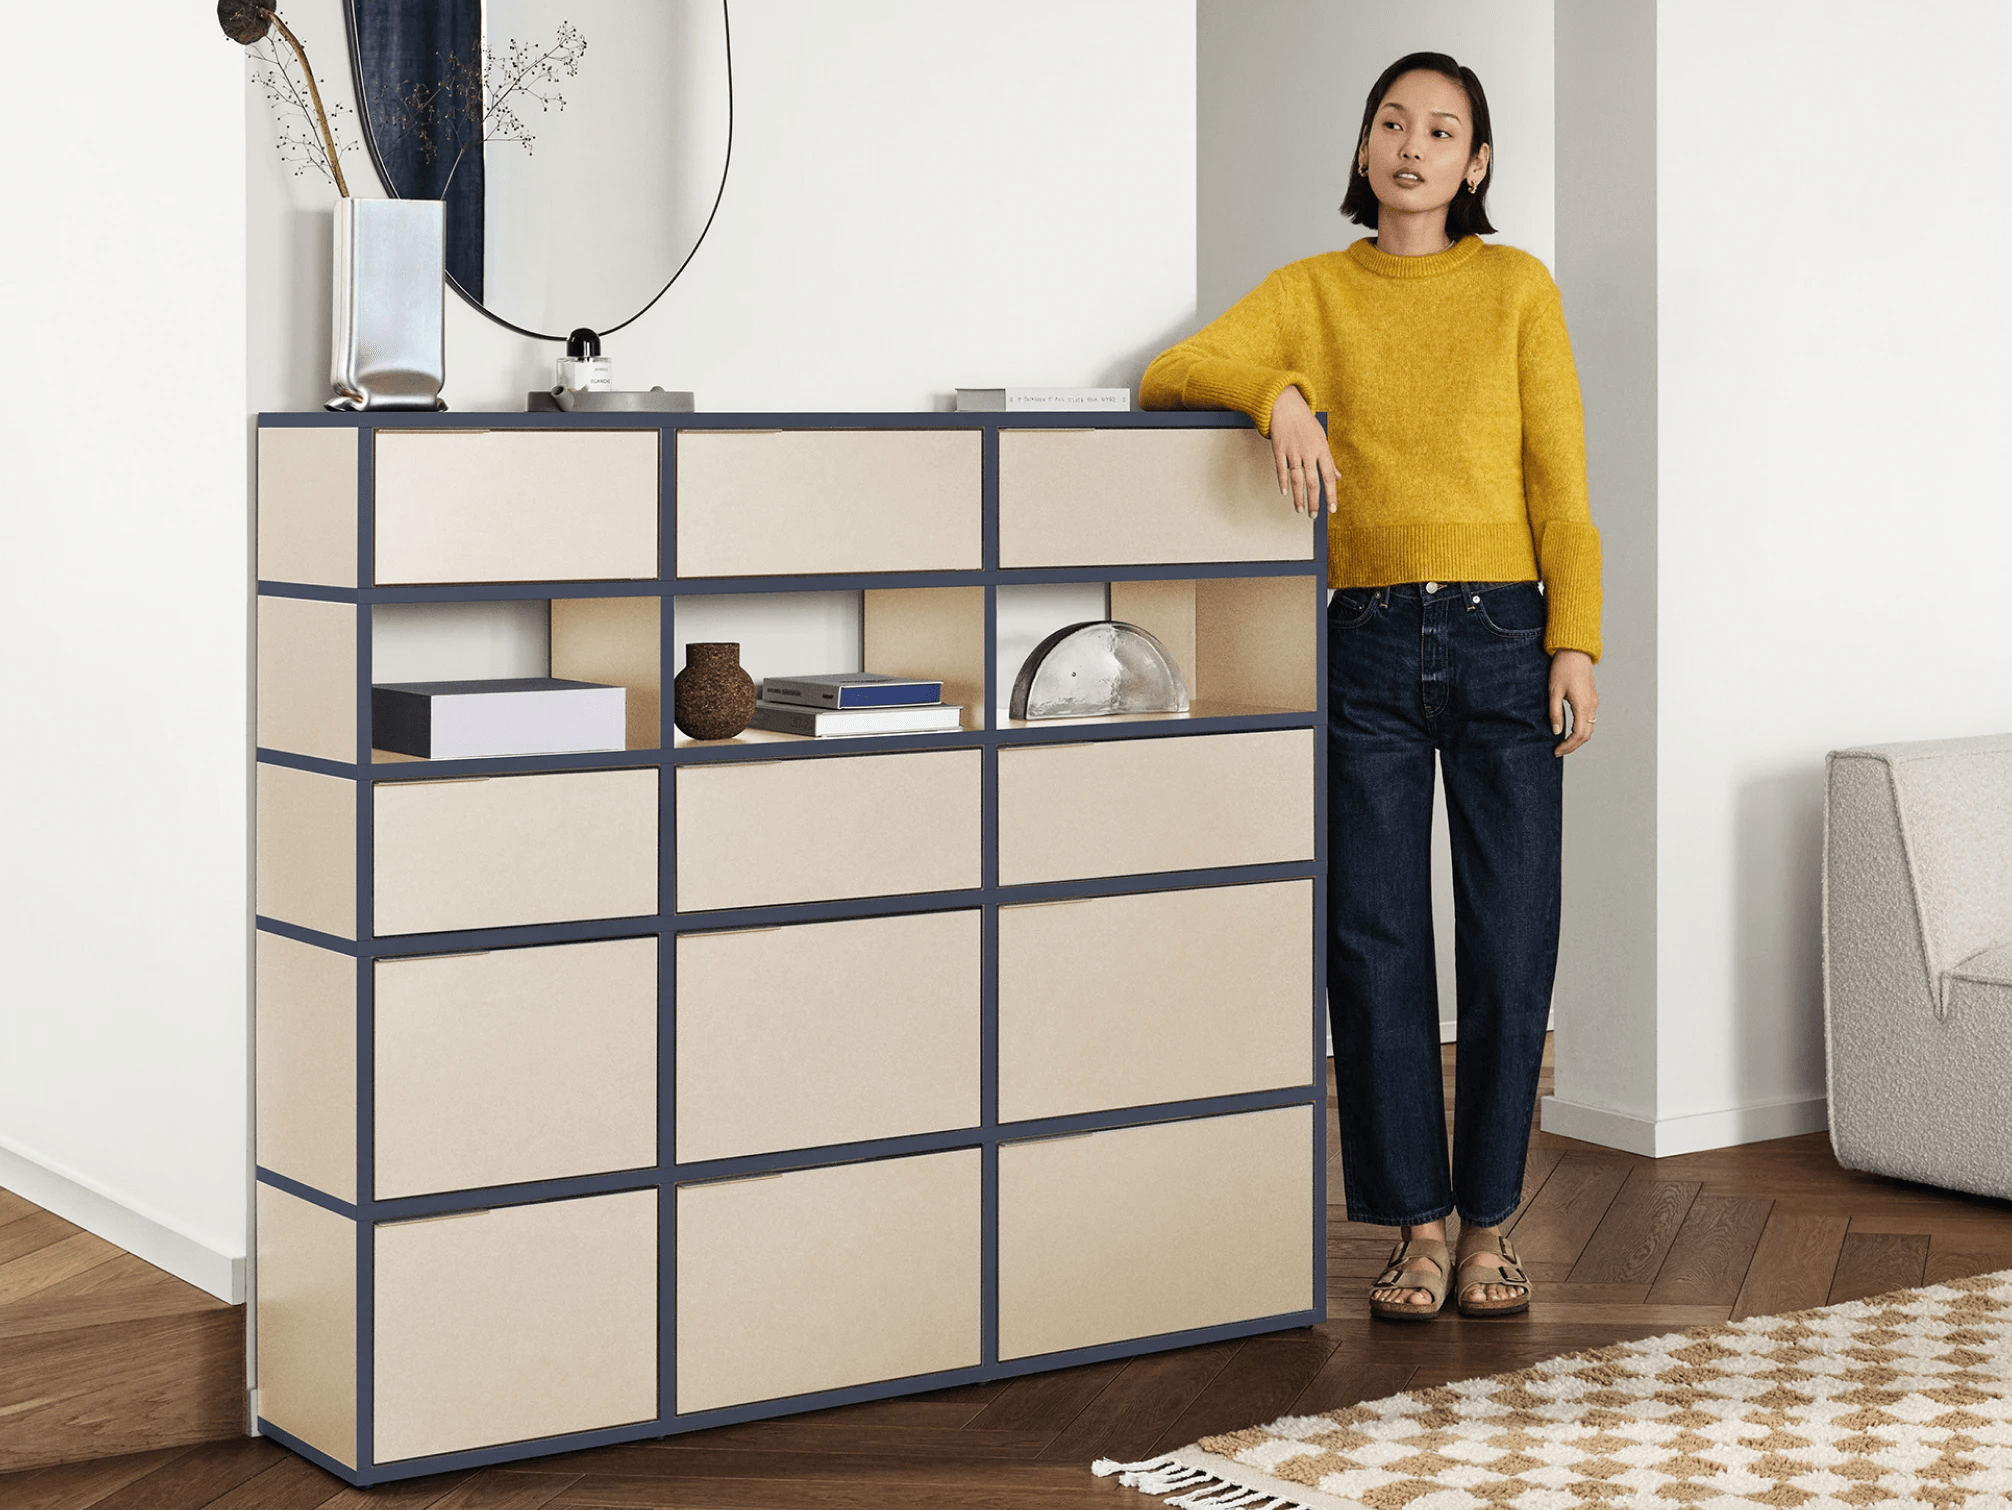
{"left": 676, "top": 430, "right": 981, "bottom": 577}
{"left": 998, "top": 880, "right": 1312, "bottom": 1122}
{"left": 1195, "top": 575, "right": 1320, "bottom": 712}
{"left": 676, "top": 1149, "right": 981, "bottom": 1413}
{"left": 374, "top": 430, "right": 659, "bottom": 584}
{"left": 862, "top": 587, "right": 987, "bottom": 731}
{"left": 998, "top": 428, "right": 1314, "bottom": 567}
{"left": 259, "top": 426, "right": 358, "bottom": 588}
{"left": 374, "top": 1188, "right": 657, "bottom": 1462}
{"left": 256, "top": 933, "right": 357, "bottom": 1203}
{"left": 996, "top": 729, "right": 1314, "bottom": 885}
{"left": 257, "top": 1185, "right": 357, "bottom": 1468}
{"left": 257, "top": 764, "right": 357, "bottom": 940}
{"left": 550, "top": 596, "right": 661, "bottom": 750}
{"left": 373, "top": 768, "right": 658, "bottom": 936}
{"left": 375, "top": 937, "right": 657, "bottom": 1198}
{"left": 258, "top": 595, "right": 357, "bottom": 764}
{"left": 676, "top": 749, "right": 981, "bottom": 912}
{"left": 677, "top": 911, "right": 980, "bottom": 1163}
{"left": 997, "top": 1107, "right": 1312, "bottom": 1359}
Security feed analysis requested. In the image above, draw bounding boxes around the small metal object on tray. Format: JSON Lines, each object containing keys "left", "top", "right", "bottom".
{"left": 525, "top": 387, "right": 695, "bottom": 412}
{"left": 1009, "top": 620, "right": 1190, "bottom": 720}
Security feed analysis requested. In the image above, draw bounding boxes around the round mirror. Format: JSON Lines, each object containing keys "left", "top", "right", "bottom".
{"left": 345, "top": 0, "right": 732, "bottom": 340}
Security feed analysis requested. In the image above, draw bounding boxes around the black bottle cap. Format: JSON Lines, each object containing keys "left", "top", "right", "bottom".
{"left": 566, "top": 328, "right": 601, "bottom": 358}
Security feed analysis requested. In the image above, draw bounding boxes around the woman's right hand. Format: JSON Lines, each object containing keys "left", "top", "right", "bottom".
{"left": 1269, "top": 384, "right": 1338, "bottom": 517}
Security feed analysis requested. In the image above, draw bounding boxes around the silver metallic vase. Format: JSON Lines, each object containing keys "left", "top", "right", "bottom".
{"left": 328, "top": 198, "right": 446, "bottom": 412}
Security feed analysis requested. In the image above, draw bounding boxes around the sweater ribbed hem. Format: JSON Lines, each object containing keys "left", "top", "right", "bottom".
{"left": 1345, "top": 235, "right": 1484, "bottom": 280}
{"left": 1328, "top": 523, "right": 1539, "bottom": 593}
{"left": 1330, "top": 521, "right": 1603, "bottom": 662}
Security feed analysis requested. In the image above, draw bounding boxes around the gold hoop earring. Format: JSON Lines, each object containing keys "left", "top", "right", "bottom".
{"left": 1466, "top": 179, "right": 1479, "bottom": 194}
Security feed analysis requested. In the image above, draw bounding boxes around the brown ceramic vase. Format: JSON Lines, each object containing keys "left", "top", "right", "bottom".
{"left": 673, "top": 642, "right": 757, "bottom": 740}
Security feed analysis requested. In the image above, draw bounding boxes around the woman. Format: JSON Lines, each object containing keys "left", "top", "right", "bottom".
{"left": 1142, "top": 52, "right": 1600, "bottom": 1320}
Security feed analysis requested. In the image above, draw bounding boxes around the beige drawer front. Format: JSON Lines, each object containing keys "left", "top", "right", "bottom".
{"left": 374, "top": 769, "right": 658, "bottom": 935}
{"left": 999, "top": 881, "right": 1311, "bottom": 1122}
{"left": 374, "top": 430, "right": 659, "bottom": 584}
{"left": 677, "top": 749, "right": 981, "bottom": 912}
{"left": 675, "top": 430, "right": 981, "bottom": 577}
{"left": 676, "top": 1150, "right": 981, "bottom": 1413}
{"left": 374, "top": 1189, "right": 657, "bottom": 1461}
{"left": 997, "top": 730, "right": 1313, "bottom": 885}
{"left": 998, "top": 1107, "right": 1312, "bottom": 1359}
{"left": 375, "top": 938, "right": 657, "bottom": 1198}
{"left": 998, "top": 429, "right": 1314, "bottom": 567}
{"left": 677, "top": 912, "right": 979, "bottom": 1162}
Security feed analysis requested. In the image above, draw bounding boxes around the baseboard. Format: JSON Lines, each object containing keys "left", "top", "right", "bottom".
{"left": 0, "top": 1136, "right": 244, "bottom": 1304}
{"left": 1539, "top": 1092, "right": 1830, "bottom": 1158}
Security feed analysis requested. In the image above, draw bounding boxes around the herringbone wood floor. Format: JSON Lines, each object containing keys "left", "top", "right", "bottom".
{"left": 5, "top": 1041, "right": 2010, "bottom": 1509}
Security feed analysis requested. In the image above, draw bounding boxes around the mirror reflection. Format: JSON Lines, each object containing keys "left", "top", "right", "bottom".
{"left": 347, "top": 0, "right": 731, "bottom": 339}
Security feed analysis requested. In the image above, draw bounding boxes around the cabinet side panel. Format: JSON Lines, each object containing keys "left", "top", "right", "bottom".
{"left": 373, "top": 769, "right": 659, "bottom": 935}
{"left": 676, "top": 1149, "right": 982, "bottom": 1413}
{"left": 676, "top": 911, "right": 981, "bottom": 1162}
{"left": 551, "top": 596, "right": 662, "bottom": 750}
{"left": 998, "top": 880, "right": 1312, "bottom": 1122}
{"left": 862, "top": 587, "right": 987, "bottom": 731}
{"left": 998, "top": 430, "right": 1314, "bottom": 567}
{"left": 1107, "top": 580, "right": 1198, "bottom": 699}
{"left": 258, "top": 596, "right": 358, "bottom": 763}
{"left": 676, "top": 749, "right": 982, "bottom": 912}
{"left": 996, "top": 730, "right": 1315, "bottom": 885}
{"left": 257, "top": 765, "right": 358, "bottom": 939}
{"left": 998, "top": 1107, "right": 1312, "bottom": 1359}
{"left": 256, "top": 933, "right": 357, "bottom": 1203}
{"left": 256, "top": 1184, "right": 357, "bottom": 1467}
{"left": 258, "top": 427, "right": 359, "bottom": 588}
{"left": 374, "top": 431, "right": 659, "bottom": 584}
{"left": 1194, "top": 575, "right": 1320, "bottom": 714}
{"left": 374, "top": 1189, "right": 658, "bottom": 1462}
{"left": 375, "top": 938, "right": 658, "bottom": 1198}
{"left": 676, "top": 431, "right": 982, "bottom": 577}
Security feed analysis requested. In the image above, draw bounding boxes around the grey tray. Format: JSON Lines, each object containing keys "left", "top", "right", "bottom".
{"left": 526, "top": 388, "right": 696, "bottom": 412}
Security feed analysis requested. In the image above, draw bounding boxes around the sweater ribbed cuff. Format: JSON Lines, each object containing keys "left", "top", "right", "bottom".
{"left": 1537, "top": 519, "right": 1603, "bottom": 662}
{"left": 1180, "top": 359, "right": 1316, "bottom": 436}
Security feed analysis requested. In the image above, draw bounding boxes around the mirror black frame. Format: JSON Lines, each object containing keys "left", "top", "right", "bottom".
{"left": 340, "top": 0, "right": 737, "bottom": 344}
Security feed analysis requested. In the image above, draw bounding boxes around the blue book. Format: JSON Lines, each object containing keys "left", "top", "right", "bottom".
{"left": 760, "top": 673, "right": 944, "bottom": 710}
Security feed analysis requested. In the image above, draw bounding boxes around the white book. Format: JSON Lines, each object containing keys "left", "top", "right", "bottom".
{"left": 955, "top": 387, "right": 1132, "bottom": 412}
{"left": 747, "top": 700, "right": 965, "bottom": 738}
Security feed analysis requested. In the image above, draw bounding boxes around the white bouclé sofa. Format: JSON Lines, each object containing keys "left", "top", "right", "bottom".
{"left": 1824, "top": 733, "right": 2012, "bottom": 1200}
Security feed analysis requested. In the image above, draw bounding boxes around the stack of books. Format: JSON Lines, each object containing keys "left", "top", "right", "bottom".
{"left": 750, "top": 673, "right": 964, "bottom": 737}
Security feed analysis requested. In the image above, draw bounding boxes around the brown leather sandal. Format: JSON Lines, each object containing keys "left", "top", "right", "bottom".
{"left": 1368, "top": 1231, "right": 1451, "bottom": 1321}
{"left": 1455, "top": 1231, "right": 1531, "bottom": 1317}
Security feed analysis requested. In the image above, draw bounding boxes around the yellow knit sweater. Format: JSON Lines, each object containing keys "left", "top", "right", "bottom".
{"left": 1142, "top": 236, "right": 1602, "bottom": 660}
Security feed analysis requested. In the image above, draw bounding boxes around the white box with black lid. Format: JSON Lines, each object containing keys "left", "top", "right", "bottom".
{"left": 372, "top": 678, "right": 628, "bottom": 760}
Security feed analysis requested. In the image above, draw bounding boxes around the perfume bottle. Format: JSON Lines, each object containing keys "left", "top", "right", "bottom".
{"left": 556, "top": 328, "right": 613, "bottom": 392}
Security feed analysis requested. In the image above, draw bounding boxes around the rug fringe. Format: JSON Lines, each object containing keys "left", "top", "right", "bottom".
{"left": 1092, "top": 1455, "right": 1305, "bottom": 1509}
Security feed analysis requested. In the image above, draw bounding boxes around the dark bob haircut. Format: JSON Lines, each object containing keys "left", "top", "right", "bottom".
{"left": 1340, "top": 52, "right": 1496, "bottom": 238}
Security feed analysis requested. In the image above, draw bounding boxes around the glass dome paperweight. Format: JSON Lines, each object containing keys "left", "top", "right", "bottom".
{"left": 1009, "top": 621, "right": 1191, "bottom": 720}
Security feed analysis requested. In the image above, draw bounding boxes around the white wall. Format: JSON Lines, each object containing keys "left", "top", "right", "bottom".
{"left": 1547, "top": 0, "right": 2012, "bottom": 1155}
{"left": 253, "top": 0, "right": 1199, "bottom": 414}
{"left": 1197, "top": 0, "right": 1556, "bottom": 1039}
{"left": 1549, "top": 0, "right": 1659, "bottom": 1128}
{"left": 1655, "top": 0, "right": 2012, "bottom": 1125}
{"left": 0, "top": 12, "right": 249, "bottom": 1298}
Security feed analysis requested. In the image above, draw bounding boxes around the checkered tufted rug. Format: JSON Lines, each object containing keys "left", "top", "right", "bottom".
{"left": 1094, "top": 1271, "right": 2012, "bottom": 1509}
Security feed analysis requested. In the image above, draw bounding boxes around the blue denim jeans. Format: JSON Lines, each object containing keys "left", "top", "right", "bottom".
{"left": 1327, "top": 580, "right": 1562, "bottom": 1228}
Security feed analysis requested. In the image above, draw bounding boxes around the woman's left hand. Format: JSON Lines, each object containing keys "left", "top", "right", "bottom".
{"left": 1550, "top": 650, "right": 1598, "bottom": 756}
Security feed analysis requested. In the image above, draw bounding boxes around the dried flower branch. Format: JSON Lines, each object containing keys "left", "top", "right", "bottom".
{"left": 248, "top": 36, "right": 359, "bottom": 191}
{"left": 377, "top": 22, "right": 587, "bottom": 196}
{"left": 217, "top": 3, "right": 350, "bottom": 197}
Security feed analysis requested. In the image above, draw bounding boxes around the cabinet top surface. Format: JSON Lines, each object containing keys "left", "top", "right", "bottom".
{"left": 256, "top": 411, "right": 1273, "bottom": 432}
